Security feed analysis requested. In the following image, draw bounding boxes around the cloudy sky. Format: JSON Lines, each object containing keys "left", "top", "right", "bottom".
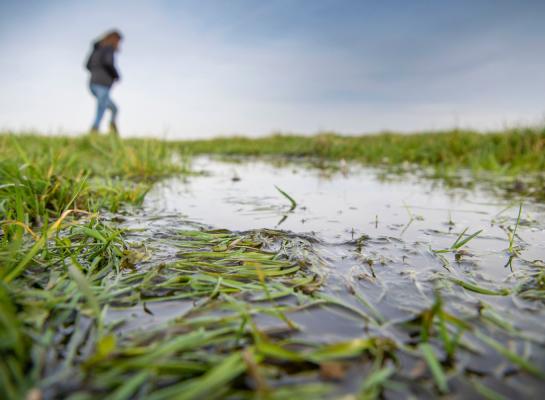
{"left": 1, "top": 0, "right": 544, "bottom": 138}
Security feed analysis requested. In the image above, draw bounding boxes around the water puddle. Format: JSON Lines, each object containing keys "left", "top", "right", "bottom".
{"left": 108, "top": 156, "right": 545, "bottom": 397}
{"left": 145, "top": 157, "right": 545, "bottom": 284}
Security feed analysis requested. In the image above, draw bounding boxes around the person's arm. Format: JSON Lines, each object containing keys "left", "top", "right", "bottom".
{"left": 85, "top": 42, "right": 100, "bottom": 71}
{"left": 101, "top": 47, "right": 120, "bottom": 80}
{"left": 85, "top": 53, "right": 92, "bottom": 71}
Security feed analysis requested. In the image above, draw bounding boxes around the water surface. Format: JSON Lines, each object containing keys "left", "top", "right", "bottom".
{"left": 118, "top": 157, "right": 545, "bottom": 397}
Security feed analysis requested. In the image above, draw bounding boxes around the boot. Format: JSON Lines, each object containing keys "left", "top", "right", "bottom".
{"left": 109, "top": 122, "right": 119, "bottom": 136}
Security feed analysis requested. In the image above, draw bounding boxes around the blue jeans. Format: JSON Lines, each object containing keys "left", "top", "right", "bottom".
{"left": 90, "top": 84, "right": 118, "bottom": 130}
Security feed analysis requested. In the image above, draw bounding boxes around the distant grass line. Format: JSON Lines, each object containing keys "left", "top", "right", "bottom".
{"left": 3, "top": 127, "right": 545, "bottom": 176}
{"left": 179, "top": 127, "right": 545, "bottom": 174}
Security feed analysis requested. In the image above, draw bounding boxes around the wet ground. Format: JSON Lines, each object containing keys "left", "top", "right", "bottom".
{"left": 111, "top": 157, "right": 545, "bottom": 398}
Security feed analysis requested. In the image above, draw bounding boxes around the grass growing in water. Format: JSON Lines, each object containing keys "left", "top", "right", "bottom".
{"left": 433, "top": 227, "right": 483, "bottom": 254}
{"left": 274, "top": 185, "right": 297, "bottom": 211}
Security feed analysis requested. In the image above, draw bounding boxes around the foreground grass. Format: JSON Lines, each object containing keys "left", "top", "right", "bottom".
{"left": 0, "top": 134, "right": 190, "bottom": 398}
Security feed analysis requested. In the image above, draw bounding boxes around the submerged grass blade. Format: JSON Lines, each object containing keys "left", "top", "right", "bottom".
{"left": 104, "top": 370, "right": 151, "bottom": 400}
{"left": 475, "top": 330, "right": 545, "bottom": 379}
{"left": 470, "top": 379, "right": 509, "bottom": 400}
{"left": 419, "top": 343, "right": 448, "bottom": 394}
{"left": 359, "top": 366, "right": 394, "bottom": 398}
{"left": 447, "top": 277, "right": 510, "bottom": 296}
{"left": 173, "top": 352, "right": 246, "bottom": 400}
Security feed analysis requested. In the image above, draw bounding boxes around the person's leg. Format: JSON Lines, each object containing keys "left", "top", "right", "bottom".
{"left": 107, "top": 98, "right": 118, "bottom": 123}
{"left": 106, "top": 96, "right": 119, "bottom": 134}
{"left": 90, "top": 84, "right": 110, "bottom": 131}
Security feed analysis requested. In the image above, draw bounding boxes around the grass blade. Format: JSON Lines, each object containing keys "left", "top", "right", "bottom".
{"left": 274, "top": 185, "right": 297, "bottom": 211}
{"left": 419, "top": 343, "right": 448, "bottom": 394}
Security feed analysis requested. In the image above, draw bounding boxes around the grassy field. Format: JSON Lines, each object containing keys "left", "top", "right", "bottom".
{"left": 1, "top": 129, "right": 545, "bottom": 399}
{"left": 181, "top": 127, "right": 545, "bottom": 175}
{"left": 4, "top": 126, "right": 545, "bottom": 177}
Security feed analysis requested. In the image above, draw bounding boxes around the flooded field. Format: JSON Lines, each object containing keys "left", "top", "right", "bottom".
{"left": 97, "top": 157, "right": 545, "bottom": 398}
{"left": 3, "top": 132, "right": 545, "bottom": 399}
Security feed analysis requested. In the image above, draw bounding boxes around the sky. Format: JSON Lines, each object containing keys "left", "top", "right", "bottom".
{"left": 1, "top": 0, "right": 545, "bottom": 138}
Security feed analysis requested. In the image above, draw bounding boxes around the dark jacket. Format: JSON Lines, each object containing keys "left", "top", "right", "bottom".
{"left": 86, "top": 42, "right": 120, "bottom": 87}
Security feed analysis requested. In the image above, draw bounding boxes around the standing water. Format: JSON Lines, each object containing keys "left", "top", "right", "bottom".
{"left": 111, "top": 157, "right": 545, "bottom": 398}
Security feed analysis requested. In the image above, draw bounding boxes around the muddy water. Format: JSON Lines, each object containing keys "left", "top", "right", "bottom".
{"left": 116, "top": 157, "right": 545, "bottom": 397}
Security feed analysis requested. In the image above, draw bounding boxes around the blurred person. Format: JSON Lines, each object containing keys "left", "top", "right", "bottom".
{"left": 85, "top": 30, "right": 122, "bottom": 135}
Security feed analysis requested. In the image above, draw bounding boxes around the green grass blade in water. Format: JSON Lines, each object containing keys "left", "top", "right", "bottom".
{"left": 274, "top": 185, "right": 297, "bottom": 211}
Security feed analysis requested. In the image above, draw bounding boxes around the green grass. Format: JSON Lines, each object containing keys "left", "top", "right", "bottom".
{"left": 1, "top": 130, "right": 545, "bottom": 399}
{"left": 5, "top": 126, "right": 545, "bottom": 177}
{"left": 179, "top": 127, "right": 545, "bottom": 175}
{"left": 0, "top": 133, "right": 191, "bottom": 399}
{"left": 0, "top": 133, "right": 189, "bottom": 222}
